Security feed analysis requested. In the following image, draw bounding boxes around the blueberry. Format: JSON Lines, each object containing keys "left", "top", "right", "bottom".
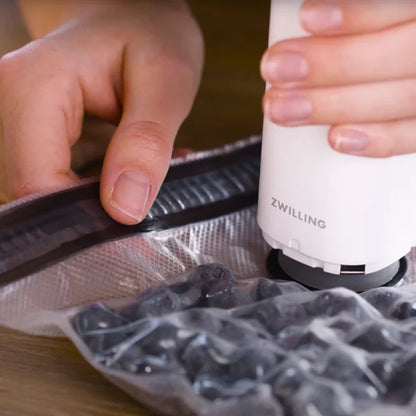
{"left": 267, "top": 359, "right": 311, "bottom": 402}
{"left": 361, "top": 288, "right": 404, "bottom": 318}
{"left": 187, "top": 264, "right": 238, "bottom": 308}
{"left": 276, "top": 325, "right": 329, "bottom": 355}
{"left": 179, "top": 308, "right": 223, "bottom": 335}
{"left": 73, "top": 303, "right": 127, "bottom": 334}
{"left": 111, "top": 347, "right": 183, "bottom": 375}
{"left": 92, "top": 319, "right": 162, "bottom": 364}
{"left": 250, "top": 279, "right": 307, "bottom": 302}
{"left": 250, "top": 279, "right": 285, "bottom": 301}
{"left": 136, "top": 321, "right": 192, "bottom": 361}
{"left": 367, "top": 356, "right": 398, "bottom": 385}
{"left": 344, "top": 382, "right": 379, "bottom": 402}
{"left": 290, "top": 381, "right": 354, "bottom": 416}
{"left": 180, "top": 332, "right": 233, "bottom": 381}
{"left": 119, "top": 286, "right": 190, "bottom": 321}
{"left": 274, "top": 326, "right": 306, "bottom": 350}
{"left": 391, "top": 300, "right": 416, "bottom": 321}
{"left": 193, "top": 374, "right": 258, "bottom": 400}
{"left": 81, "top": 327, "right": 134, "bottom": 355}
{"left": 211, "top": 391, "right": 284, "bottom": 416}
{"left": 233, "top": 300, "right": 282, "bottom": 334}
{"left": 229, "top": 344, "right": 282, "bottom": 380}
{"left": 307, "top": 290, "right": 372, "bottom": 322}
{"left": 327, "top": 317, "right": 358, "bottom": 337}
{"left": 187, "top": 263, "right": 236, "bottom": 289}
{"left": 318, "top": 347, "right": 372, "bottom": 386}
{"left": 273, "top": 320, "right": 335, "bottom": 356}
{"left": 169, "top": 281, "right": 202, "bottom": 306}
{"left": 107, "top": 342, "right": 143, "bottom": 372}
{"left": 104, "top": 319, "right": 192, "bottom": 375}
{"left": 348, "top": 323, "right": 404, "bottom": 353}
{"left": 384, "top": 353, "right": 416, "bottom": 405}
{"left": 72, "top": 304, "right": 131, "bottom": 354}
{"left": 292, "top": 330, "right": 331, "bottom": 362}
{"left": 217, "top": 317, "right": 267, "bottom": 345}
{"left": 210, "top": 289, "right": 252, "bottom": 309}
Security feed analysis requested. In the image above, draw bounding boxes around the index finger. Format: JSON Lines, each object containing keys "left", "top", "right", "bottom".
{"left": 0, "top": 47, "right": 81, "bottom": 199}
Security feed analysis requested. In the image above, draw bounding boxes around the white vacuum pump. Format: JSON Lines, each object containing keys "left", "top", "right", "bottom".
{"left": 257, "top": 0, "right": 416, "bottom": 291}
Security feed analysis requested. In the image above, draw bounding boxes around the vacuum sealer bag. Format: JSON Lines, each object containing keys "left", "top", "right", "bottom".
{"left": 1, "top": 137, "right": 416, "bottom": 416}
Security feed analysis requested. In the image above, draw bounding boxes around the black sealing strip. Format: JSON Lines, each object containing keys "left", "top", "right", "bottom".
{"left": 164, "top": 141, "right": 261, "bottom": 182}
{"left": 0, "top": 191, "right": 257, "bottom": 287}
{"left": 0, "top": 182, "right": 100, "bottom": 229}
{"left": 0, "top": 141, "right": 261, "bottom": 228}
{"left": 0, "top": 141, "right": 261, "bottom": 286}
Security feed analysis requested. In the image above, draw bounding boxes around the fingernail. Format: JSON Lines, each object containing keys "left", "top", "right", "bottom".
{"left": 333, "top": 129, "right": 369, "bottom": 154}
{"left": 110, "top": 170, "right": 150, "bottom": 221}
{"left": 261, "top": 51, "right": 309, "bottom": 83}
{"left": 300, "top": 3, "right": 343, "bottom": 32}
{"left": 265, "top": 94, "right": 312, "bottom": 124}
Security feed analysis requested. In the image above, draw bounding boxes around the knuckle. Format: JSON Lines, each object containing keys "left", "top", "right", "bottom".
{"left": 120, "top": 121, "right": 172, "bottom": 160}
{"left": 8, "top": 181, "right": 39, "bottom": 200}
{"left": 0, "top": 40, "right": 71, "bottom": 92}
{"left": 141, "top": 51, "right": 196, "bottom": 80}
{"left": 0, "top": 41, "right": 40, "bottom": 75}
{"left": 0, "top": 52, "right": 23, "bottom": 86}
{"left": 0, "top": 46, "right": 37, "bottom": 93}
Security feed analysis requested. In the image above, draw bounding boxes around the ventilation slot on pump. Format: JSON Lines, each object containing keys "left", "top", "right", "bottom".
{"left": 340, "top": 264, "right": 366, "bottom": 275}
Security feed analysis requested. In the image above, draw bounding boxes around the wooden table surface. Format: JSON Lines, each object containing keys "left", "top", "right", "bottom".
{"left": 0, "top": 1, "right": 270, "bottom": 415}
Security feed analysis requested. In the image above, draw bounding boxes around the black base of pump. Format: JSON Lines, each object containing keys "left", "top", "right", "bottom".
{"left": 266, "top": 249, "right": 408, "bottom": 293}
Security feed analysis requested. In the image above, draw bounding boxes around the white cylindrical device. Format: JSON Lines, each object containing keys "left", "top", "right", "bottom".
{"left": 257, "top": 0, "right": 416, "bottom": 290}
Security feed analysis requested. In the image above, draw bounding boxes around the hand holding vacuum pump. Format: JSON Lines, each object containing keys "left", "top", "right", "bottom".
{"left": 1, "top": 0, "right": 416, "bottom": 245}
{"left": 258, "top": 0, "right": 416, "bottom": 291}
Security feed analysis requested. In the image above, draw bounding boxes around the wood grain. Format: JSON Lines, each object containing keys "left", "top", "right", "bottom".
{"left": 0, "top": 1, "right": 270, "bottom": 414}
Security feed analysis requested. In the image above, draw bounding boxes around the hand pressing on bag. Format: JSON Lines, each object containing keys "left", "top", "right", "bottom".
{"left": 0, "top": 0, "right": 203, "bottom": 224}
{"left": 261, "top": 0, "right": 416, "bottom": 158}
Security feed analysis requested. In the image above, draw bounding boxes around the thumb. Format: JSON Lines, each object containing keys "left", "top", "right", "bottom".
{"left": 100, "top": 47, "right": 202, "bottom": 225}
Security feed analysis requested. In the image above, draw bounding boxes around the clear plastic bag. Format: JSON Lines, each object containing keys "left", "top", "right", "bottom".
{"left": 1, "top": 137, "right": 416, "bottom": 416}
{"left": 20, "top": 263, "right": 416, "bottom": 416}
